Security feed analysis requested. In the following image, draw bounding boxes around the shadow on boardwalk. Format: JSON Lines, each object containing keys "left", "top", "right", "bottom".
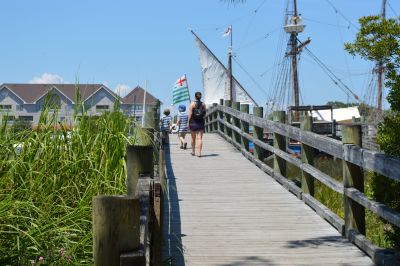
{"left": 163, "top": 144, "right": 185, "bottom": 266}
{"left": 285, "top": 235, "right": 351, "bottom": 249}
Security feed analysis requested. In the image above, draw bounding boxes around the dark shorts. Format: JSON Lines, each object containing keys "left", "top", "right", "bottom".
{"left": 189, "top": 120, "right": 205, "bottom": 132}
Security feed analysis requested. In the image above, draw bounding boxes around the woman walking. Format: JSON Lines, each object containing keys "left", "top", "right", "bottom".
{"left": 188, "top": 92, "right": 206, "bottom": 157}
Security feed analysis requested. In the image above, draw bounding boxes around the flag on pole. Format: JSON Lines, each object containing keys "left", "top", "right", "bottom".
{"left": 222, "top": 26, "right": 232, "bottom": 37}
{"left": 173, "top": 75, "right": 190, "bottom": 105}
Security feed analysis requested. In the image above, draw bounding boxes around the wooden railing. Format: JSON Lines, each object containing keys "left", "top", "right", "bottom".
{"left": 92, "top": 104, "right": 165, "bottom": 266}
{"left": 205, "top": 100, "right": 400, "bottom": 265}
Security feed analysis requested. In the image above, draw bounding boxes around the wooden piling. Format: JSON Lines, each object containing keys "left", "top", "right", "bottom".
{"left": 342, "top": 124, "right": 365, "bottom": 236}
{"left": 300, "top": 111, "right": 314, "bottom": 196}
{"left": 240, "top": 104, "right": 250, "bottom": 151}
{"left": 232, "top": 101, "right": 241, "bottom": 145}
{"left": 126, "top": 145, "right": 154, "bottom": 195}
{"left": 212, "top": 103, "right": 218, "bottom": 132}
{"left": 273, "top": 111, "right": 286, "bottom": 177}
{"left": 152, "top": 147, "right": 165, "bottom": 266}
{"left": 253, "top": 107, "right": 264, "bottom": 161}
{"left": 93, "top": 195, "right": 140, "bottom": 266}
{"left": 224, "top": 100, "right": 232, "bottom": 138}
{"left": 219, "top": 99, "right": 224, "bottom": 133}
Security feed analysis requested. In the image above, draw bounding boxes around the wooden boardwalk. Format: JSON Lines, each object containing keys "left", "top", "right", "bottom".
{"left": 163, "top": 134, "right": 374, "bottom": 266}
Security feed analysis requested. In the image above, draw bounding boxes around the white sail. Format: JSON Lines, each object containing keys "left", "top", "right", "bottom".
{"left": 192, "top": 31, "right": 258, "bottom": 106}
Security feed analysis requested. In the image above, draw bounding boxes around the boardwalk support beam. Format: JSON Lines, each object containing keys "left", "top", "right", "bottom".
{"left": 253, "top": 106, "right": 264, "bottom": 161}
{"left": 232, "top": 101, "right": 241, "bottom": 146}
{"left": 219, "top": 99, "right": 225, "bottom": 134}
{"left": 273, "top": 111, "right": 286, "bottom": 177}
{"left": 342, "top": 124, "right": 365, "bottom": 236}
{"left": 224, "top": 100, "right": 232, "bottom": 139}
{"left": 301, "top": 111, "right": 314, "bottom": 196}
{"left": 240, "top": 104, "right": 250, "bottom": 151}
{"left": 126, "top": 144, "right": 154, "bottom": 196}
{"left": 93, "top": 195, "right": 140, "bottom": 266}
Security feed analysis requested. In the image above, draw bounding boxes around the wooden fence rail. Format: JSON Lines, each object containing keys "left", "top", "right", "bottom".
{"left": 93, "top": 125, "right": 165, "bottom": 266}
{"left": 205, "top": 101, "right": 400, "bottom": 265}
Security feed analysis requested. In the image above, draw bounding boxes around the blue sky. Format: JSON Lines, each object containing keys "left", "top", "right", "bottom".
{"left": 1, "top": 0, "right": 399, "bottom": 109}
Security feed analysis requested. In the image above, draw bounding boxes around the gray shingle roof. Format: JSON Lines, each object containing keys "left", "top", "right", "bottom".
{"left": 1, "top": 83, "right": 118, "bottom": 104}
{"left": 122, "top": 86, "right": 161, "bottom": 105}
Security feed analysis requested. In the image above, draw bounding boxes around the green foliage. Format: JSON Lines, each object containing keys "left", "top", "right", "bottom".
{"left": 0, "top": 104, "right": 141, "bottom": 264}
{"left": 11, "top": 119, "right": 32, "bottom": 133}
{"left": 377, "top": 112, "right": 400, "bottom": 156}
{"left": 326, "top": 101, "right": 358, "bottom": 108}
{"left": 386, "top": 60, "right": 400, "bottom": 111}
{"left": 345, "top": 16, "right": 400, "bottom": 64}
{"left": 346, "top": 15, "right": 400, "bottom": 250}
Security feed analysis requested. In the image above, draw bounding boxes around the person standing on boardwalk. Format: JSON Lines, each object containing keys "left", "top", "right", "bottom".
{"left": 160, "top": 108, "right": 172, "bottom": 145}
{"left": 188, "top": 92, "right": 206, "bottom": 157}
{"left": 176, "top": 105, "right": 188, "bottom": 149}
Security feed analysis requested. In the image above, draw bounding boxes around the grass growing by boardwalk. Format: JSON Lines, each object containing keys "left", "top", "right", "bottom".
{"left": 280, "top": 154, "right": 393, "bottom": 250}
{"left": 0, "top": 105, "right": 140, "bottom": 264}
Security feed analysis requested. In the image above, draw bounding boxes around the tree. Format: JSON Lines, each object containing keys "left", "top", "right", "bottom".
{"left": 345, "top": 15, "right": 400, "bottom": 249}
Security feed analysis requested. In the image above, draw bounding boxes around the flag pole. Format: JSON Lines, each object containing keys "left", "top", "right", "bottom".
{"left": 185, "top": 74, "right": 192, "bottom": 102}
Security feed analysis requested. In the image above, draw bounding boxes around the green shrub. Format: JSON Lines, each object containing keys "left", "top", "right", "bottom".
{"left": 0, "top": 106, "right": 140, "bottom": 264}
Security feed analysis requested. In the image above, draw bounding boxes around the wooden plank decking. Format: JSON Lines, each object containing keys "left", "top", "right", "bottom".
{"left": 163, "top": 134, "right": 374, "bottom": 266}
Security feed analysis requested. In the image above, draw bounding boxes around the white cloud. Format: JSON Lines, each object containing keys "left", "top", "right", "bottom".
{"left": 29, "top": 73, "right": 65, "bottom": 84}
{"left": 114, "top": 84, "right": 131, "bottom": 97}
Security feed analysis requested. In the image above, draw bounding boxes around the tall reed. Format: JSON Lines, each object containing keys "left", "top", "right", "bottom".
{"left": 0, "top": 93, "right": 140, "bottom": 265}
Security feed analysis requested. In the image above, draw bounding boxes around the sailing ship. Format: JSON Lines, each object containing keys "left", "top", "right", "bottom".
{"left": 192, "top": 0, "right": 389, "bottom": 125}
{"left": 191, "top": 30, "right": 258, "bottom": 107}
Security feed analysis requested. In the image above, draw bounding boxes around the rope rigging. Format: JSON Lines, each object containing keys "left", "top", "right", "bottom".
{"left": 302, "top": 44, "right": 360, "bottom": 102}
{"left": 232, "top": 56, "right": 268, "bottom": 97}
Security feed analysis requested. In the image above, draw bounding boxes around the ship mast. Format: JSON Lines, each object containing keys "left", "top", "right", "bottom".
{"left": 284, "top": 0, "right": 305, "bottom": 108}
{"left": 292, "top": 0, "right": 299, "bottom": 107}
{"left": 228, "top": 25, "right": 233, "bottom": 101}
{"left": 377, "top": 0, "right": 387, "bottom": 111}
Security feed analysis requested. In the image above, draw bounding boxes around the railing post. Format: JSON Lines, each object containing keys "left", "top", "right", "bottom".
{"left": 153, "top": 101, "right": 161, "bottom": 175}
{"left": 273, "top": 111, "right": 286, "bottom": 177}
{"left": 218, "top": 99, "right": 224, "bottom": 134}
{"left": 301, "top": 111, "right": 314, "bottom": 196}
{"left": 126, "top": 141, "right": 154, "bottom": 196}
{"left": 240, "top": 104, "right": 249, "bottom": 152}
{"left": 205, "top": 113, "right": 209, "bottom": 133}
{"left": 93, "top": 195, "right": 140, "bottom": 266}
{"left": 342, "top": 124, "right": 365, "bottom": 236}
{"left": 152, "top": 145, "right": 165, "bottom": 266}
{"left": 232, "top": 101, "right": 241, "bottom": 146}
{"left": 207, "top": 109, "right": 211, "bottom": 133}
{"left": 212, "top": 103, "right": 218, "bottom": 132}
{"left": 224, "top": 100, "right": 232, "bottom": 139}
{"left": 253, "top": 106, "right": 264, "bottom": 161}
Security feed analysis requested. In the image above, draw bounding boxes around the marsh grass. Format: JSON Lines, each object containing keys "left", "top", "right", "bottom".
{"left": 0, "top": 94, "right": 143, "bottom": 264}
{"left": 267, "top": 152, "right": 393, "bottom": 249}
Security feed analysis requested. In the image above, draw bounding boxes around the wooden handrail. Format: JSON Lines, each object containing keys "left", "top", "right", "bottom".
{"left": 93, "top": 128, "right": 165, "bottom": 266}
{"left": 205, "top": 102, "right": 400, "bottom": 265}
{"left": 207, "top": 105, "right": 400, "bottom": 182}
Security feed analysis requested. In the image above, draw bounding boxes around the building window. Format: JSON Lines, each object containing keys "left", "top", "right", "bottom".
{"left": 16, "top": 105, "right": 23, "bottom": 111}
{"left": 4, "top": 115, "right": 15, "bottom": 121}
{"left": 96, "top": 105, "right": 109, "bottom": 111}
{"left": 19, "top": 116, "right": 33, "bottom": 121}
{"left": 134, "top": 104, "right": 143, "bottom": 111}
{"left": 0, "top": 105, "right": 12, "bottom": 110}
